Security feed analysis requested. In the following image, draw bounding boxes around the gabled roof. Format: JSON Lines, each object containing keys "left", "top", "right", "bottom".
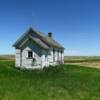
{"left": 13, "top": 27, "right": 64, "bottom": 49}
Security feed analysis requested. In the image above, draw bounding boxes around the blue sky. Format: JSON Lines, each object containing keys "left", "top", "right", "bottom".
{"left": 0, "top": 0, "right": 100, "bottom": 56}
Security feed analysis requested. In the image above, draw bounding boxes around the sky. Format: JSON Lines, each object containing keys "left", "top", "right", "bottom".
{"left": 0, "top": 0, "right": 100, "bottom": 56}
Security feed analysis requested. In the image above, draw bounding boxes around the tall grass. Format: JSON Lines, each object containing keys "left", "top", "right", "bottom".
{"left": 0, "top": 61, "right": 100, "bottom": 100}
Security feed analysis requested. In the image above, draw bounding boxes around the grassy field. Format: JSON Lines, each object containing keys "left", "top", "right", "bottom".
{"left": 0, "top": 61, "right": 100, "bottom": 100}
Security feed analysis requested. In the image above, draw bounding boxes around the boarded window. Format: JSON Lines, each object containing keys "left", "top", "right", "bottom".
{"left": 53, "top": 49, "right": 55, "bottom": 61}
{"left": 58, "top": 50, "right": 59, "bottom": 61}
{"left": 28, "top": 51, "right": 33, "bottom": 58}
{"left": 61, "top": 50, "right": 63, "bottom": 61}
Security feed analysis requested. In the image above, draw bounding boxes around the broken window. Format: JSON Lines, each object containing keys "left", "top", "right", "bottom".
{"left": 28, "top": 51, "right": 33, "bottom": 58}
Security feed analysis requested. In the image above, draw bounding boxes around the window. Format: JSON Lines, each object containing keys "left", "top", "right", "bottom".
{"left": 28, "top": 51, "right": 33, "bottom": 58}
{"left": 53, "top": 49, "right": 55, "bottom": 61}
{"left": 61, "top": 50, "right": 63, "bottom": 62}
{"left": 61, "top": 50, "right": 63, "bottom": 54}
{"left": 58, "top": 50, "right": 59, "bottom": 61}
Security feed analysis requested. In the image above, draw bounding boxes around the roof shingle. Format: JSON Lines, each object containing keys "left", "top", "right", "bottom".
{"left": 13, "top": 27, "right": 64, "bottom": 49}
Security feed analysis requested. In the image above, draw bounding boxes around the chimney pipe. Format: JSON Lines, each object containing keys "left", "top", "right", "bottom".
{"left": 48, "top": 32, "right": 52, "bottom": 38}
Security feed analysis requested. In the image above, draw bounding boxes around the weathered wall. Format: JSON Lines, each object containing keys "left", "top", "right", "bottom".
{"left": 15, "top": 49, "right": 21, "bottom": 67}
{"left": 21, "top": 40, "right": 42, "bottom": 68}
{"left": 15, "top": 40, "right": 64, "bottom": 69}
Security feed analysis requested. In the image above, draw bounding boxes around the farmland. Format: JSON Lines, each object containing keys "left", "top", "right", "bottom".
{"left": 0, "top": 55, "right": 15, "bottom": 60}
{"left": 65, "top": 56, "right": 100, "bottom": 69}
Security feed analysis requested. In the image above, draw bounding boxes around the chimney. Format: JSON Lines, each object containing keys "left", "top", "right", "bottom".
{"left": 48, "top": 32, "right": 52, "bottom": 38}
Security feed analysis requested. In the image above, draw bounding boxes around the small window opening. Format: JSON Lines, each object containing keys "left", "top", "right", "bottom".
{"left": 53, "top": 49, "right": 55, "bottom": 61}
{"left": 28, "top": 51, "right": 33, "bottom": 58}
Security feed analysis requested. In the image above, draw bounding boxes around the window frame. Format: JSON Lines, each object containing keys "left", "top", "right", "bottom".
{"left": 53, "top": 49, "right": 55, "bottom": 62}
{"left": 28, "top": 51, "right": 33, "bottom": 59}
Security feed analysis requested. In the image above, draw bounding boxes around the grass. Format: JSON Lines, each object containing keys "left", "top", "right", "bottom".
{"left": 0, "top": 61, "right": 100, "bottom": 100}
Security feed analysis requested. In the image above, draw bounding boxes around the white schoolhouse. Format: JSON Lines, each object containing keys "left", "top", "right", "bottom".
{"left": 13, "top": 27, "right": 64, "bottom": 69}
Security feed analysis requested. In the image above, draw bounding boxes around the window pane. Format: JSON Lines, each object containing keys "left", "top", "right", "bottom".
{"left": 53, "top": 49, "right": 55, "bottom": 61}
{"left": 28, "top": 51, "right": 33, "bottom": 58}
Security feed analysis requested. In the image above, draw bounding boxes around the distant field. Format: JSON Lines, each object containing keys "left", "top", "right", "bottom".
{"left": 0, "top": 55, "right": 15, "bottom": 60}
{"left": 64, "top": 56, "right": 100, "bottom": 68}
{"left": 0, "top": 61, "right": 100, "bottom": 100}
{"left": 64, "top": 56, "right": 100, "bottom": 63}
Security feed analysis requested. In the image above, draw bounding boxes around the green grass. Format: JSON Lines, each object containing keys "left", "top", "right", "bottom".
{"left": 0, "top": 61, "right": 100, "bottom": 100}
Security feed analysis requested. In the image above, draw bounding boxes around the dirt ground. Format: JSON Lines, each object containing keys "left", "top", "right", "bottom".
{"left": 66, "top": 62, "right": 100, "bottom": 69}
